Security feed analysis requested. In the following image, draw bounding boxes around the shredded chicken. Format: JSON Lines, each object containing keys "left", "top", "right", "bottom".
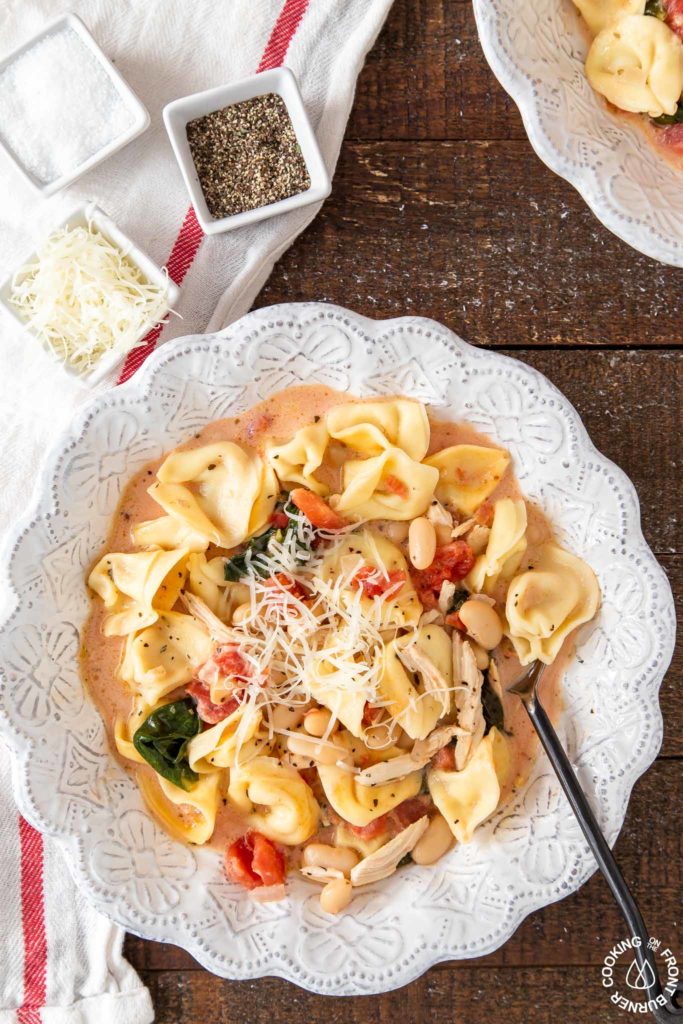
{"left": 427, "top": 501, "right": 453, "bottom": 529}
{"left": 181, "top": 591, "right": 233, "bottom": 643}
{"left": 451, "top": 517, "right": 476, "bottom": 539}
{"left": 452, "top": 633, "right": 485, "bottom": 770}
{"left": 355, "top": 723, "right": 465, "bottom": 786}
{"left": 350, "top": 816, "right": 429, "bottom": 886}
{"left": 397, "top": 643, "right": 450, "bottom": 718}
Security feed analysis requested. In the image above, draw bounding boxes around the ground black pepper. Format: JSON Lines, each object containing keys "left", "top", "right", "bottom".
{"left": 186, "top": 93, "right": 310, "bottom": 220}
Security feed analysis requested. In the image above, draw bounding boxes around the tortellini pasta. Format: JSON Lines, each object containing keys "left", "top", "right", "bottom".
{"left": 186, "top": 553, "right": 250, "bottom": 620}
{"left": 88, "top": 548, "right": 188, "bottom": 636}
{"left": 187, "top": 703, "right": 268, "bottom": 771}
{"left": 378, "top": 625, "right": 452, "bottom": 739}
{"left": 505, "top": 542, "right": 600, "bottom": 665}
{"left": 132, "top": 514, "right": 210, "bottom": 553}
{"left": 138, "top": 767, "right": 221, "bottom": 845}
{"left": 466, "top": 498, "right": 527, "bottom": 594}
{"left": 586, "top": 15, "right": 683, "bottom": 118}
{"left": 327, "top": 398, "right": 430, "bottom": 461}
{"left": 428, "top": 727, "right": 510, "bottom": 842}
{"left": 335, "top": 446, "right": 439, "bottom": 521}
{"left": 317, "top": 760, "right": 423, "bottom": 827}
{"left": 306, "top": 639, "right": 369, "bottom": 738}
{"left": 120, "top": 611, "right": 213, "bottom": 704}
{"left": 320, "top": 529, "right": 422, "bottom": 629}
{"left": 571, "top": 0, "right": 644, "bottom": 35}
{"left": 228, "top": 756, "right": 319, "bottom": 845}
{"left": 424, "top": 444, "right": 510, "bottom": 515}
{"left": 266, "top": 421, "right": 330, "bottom": 495}
{"left": 149, "top": 442, "right": 278, "bottom": 548}
{"left": 114, "top": 696, "right": 152, "bottom": 765}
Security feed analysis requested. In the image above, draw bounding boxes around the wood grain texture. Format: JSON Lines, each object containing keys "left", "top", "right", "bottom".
{"left": 256, "top": 141, "right": 683, "bottom": 346}
{"left": 127, "top": 0, "right": 681, "bottom": 1018}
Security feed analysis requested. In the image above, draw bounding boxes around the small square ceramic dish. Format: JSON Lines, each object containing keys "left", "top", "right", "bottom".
{"left": 0, "top": 13, "right": 150, "bottom": 196}
{"left": 163, "top": 66, "right": 331, "bottom": 235}
{"left": 0, "top": 204, "right": 179, "bottom": 385}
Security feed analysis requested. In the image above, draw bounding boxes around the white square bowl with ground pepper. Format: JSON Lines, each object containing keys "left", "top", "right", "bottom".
{"left": 163, "top": 67, "right": 331, "bottom": 235}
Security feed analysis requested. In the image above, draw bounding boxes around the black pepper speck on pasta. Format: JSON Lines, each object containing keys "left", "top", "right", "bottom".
{"left": 186, "top": 93, "right": 311, "bottom": 220}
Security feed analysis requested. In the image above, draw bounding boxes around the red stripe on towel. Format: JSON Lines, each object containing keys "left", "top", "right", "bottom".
{"left": 17, "top": 817, "right": 48, "bottom": 1024}
{"left": 116, "top": 0, "right": 310, "bottom": 385}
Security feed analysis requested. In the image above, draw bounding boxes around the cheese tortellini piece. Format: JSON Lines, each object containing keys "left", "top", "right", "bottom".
{"left": 379, "top": 625, "right": 452, "bottom": 739}
{"left": 572, "top": 0, "right": 644, "bottom": 35}
{"left": 88, "top": 548, "right": 188, "bottom": 636}
{"left": 317, "top": 760, "right": 423, "bottom": 827}
{"left": 120, "top": 611, "right": 213, "bottom": 704}
{"left": 327, "top": 398, "right": 430, "bottom": 461}
{"left": 132, "top": 514, "right": 210, "bottom": 553}
{"left": 335, "top": 447, "right": 438, "bottom": 521}
{"left": 320, "top": 529, "right": 422, "bottom": 629}
{"left": 428, "top": 727, "right": 510, "bottom": 843}
{"left": 228, "top": 756, "right": 320, "bottom": 845}
{"left": 424, "top": 444, "right": 510, "bottom": 516}
{"left": 306, "top": 638, "right": 369, "bottom": 738}
{"left": 586, "top": 15, "right": 683, "bottom": 118}
{"left": 505, "top": 542, "right": 600, "bottom": 665}
{"left": 187, "top": 704, "right": 268, "bottom": 772}
{"left": 186, "top": 553, "right": 249, "bottom": 620}
{"left": 149, "top": 442, "right": 278, "bottom": 548}
{"left": 467, "top": 499, "right": 527, "bottom": 594}
{"left": 267, "top": 421, "right": 330, "bottom": 495}
{"left": 138, "top": 768, "right": 221, "bottom": 845}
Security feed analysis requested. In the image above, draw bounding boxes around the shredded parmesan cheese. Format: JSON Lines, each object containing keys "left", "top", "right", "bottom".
{"left": 9, "top": 220, "right": 171, "bottom": 375}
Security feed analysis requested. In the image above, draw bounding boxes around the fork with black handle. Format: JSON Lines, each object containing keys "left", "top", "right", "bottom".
{"left": 509, "top": 661, "right": 683, "bottom": 1023}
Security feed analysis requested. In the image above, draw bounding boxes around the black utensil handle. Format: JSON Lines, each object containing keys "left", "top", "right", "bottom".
{"left": 524, "top": 694, "right": 683, "bottom": 1022}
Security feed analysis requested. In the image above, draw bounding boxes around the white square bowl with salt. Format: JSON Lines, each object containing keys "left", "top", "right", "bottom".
{"left": 0, "top": 13, "right": 150, "bottom": 195}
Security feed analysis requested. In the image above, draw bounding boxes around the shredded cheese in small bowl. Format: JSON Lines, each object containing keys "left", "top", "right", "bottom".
{"left": 0, "top": 205, "right": 179, "bottom": 383}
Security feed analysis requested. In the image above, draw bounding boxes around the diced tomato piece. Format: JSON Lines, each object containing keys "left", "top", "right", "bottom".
{"left": 349, "top": 815, "right": 389, "bottom": 840}
{"left": 384, "top": 474, "right": 409, "bottom": 499}
{"left": 664, "top": 0, "right": 683, "bottom": 41}
{"left": 225, "top": 831, "right": 286, "bottom": 889}
{"left": 289, "top": 488, "right": 348, "bottom": 530}
{"left": 263, "top": 573, "right": 307, "bottom": 600}
{"left": 431, "top": 744, "right": 456, "bottom": 772}
{"left": 211, "top": 645, "right": 250, "bottom": 679}
{"left": 445, "top": 611, "right": 464, "bottom": 630}
{"left": 411, "top": 540, "right": 475, "bottom": 608}
{"left": 475, "top": 500, "right": 494, "bottom": 527}
{"left": 391, "top": 795, "right": 433, "bottom": 829}
{"left": 362, "top": 702, "right": 385, "bottom": 727}
{"left": 659, "top": 122, "right": 683, "bottom": 149}
{"left": 225, "top": 835, "right": 261, "bottom": 889}
{"left": 269, "top": 510, "right": 290, "bottom": 528}
{"left": 186, "top": 681, "right": 241, "bottom": 724}
{"left": 250, "top": 832, "right": 286, "bottom": 886}
{"left": 353, "top": 565, "right": 406, "bottom": 598}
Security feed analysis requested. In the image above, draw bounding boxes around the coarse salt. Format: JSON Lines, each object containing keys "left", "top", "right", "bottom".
{"left": 0, "top": 24, "right": 135, "bottom": 185}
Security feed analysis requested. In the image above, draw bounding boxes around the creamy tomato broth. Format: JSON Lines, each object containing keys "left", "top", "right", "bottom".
{"left": 82, "top": 385, "right": 591, "bottom": 898}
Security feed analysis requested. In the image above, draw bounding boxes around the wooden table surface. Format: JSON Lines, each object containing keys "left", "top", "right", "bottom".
{"left": 125, "top": 1, "right": 682, "bottom": 1019}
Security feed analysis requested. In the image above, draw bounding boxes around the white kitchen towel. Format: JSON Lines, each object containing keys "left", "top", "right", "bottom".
{"left": 0, "top": 0, "right": 392, "bottom": 1020}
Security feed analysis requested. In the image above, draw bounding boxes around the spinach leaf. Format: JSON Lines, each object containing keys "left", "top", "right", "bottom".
{"left": 481, "top": 675, "right": 506, "bottom": 736}
{"left": 223, "top": 499, "right": 312, "bottom": 581}
{"left": 652, "top": 101, "right": 683, "bottom": 126}
{"left": 645, "top": 0, "right": 666, "bottom": 18}
{"left": 447, "top": 588, "right": 470, "bottom": 615}
{"left": 133, "top": 697, "right": 201, "bottom": 791}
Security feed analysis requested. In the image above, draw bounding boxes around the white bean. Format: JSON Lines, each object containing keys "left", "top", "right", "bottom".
{"left": 411, "top": 814, "right": 454, "bottom": 866}
{"left": 303, "top": 707, "right": 335, "bottom": 738}
{"left": 270, "top": 704, "right": 310, "bottom": 731}
{"left": 303, "top": 843, "right": 359, "bottom": 875}
{"left": 320, "top": 877, "right": 353, "bottom": 915}
{"left": 380, "top": 520, "right": 410, "bottom": 544}
{"left": 408, "top": 517, "right": 437, "bottom": 570}
{"left": 231, "top": 602, "right": 251, "bottom": 625}
{"left": 458, "top": 598, "right": 503, "bottom": 650}
{"left": 287, "top": 732, "right": 345, "bottom": 765}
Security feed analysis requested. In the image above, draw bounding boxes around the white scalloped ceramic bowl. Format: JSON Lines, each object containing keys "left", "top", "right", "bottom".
{"left": 473, "top": 0, "right": 683, "bottom": 266}
{"left": 0, "top": 303, "right": 674, "bottom": 994}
